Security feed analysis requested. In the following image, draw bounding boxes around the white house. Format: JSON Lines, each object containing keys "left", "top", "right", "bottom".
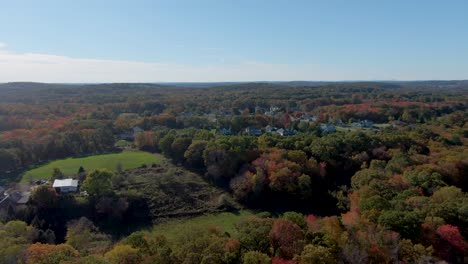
{"left": 53, "top": 179, "right": 79, "bottom": 193}
{"left": 321, "top": 124, "right": 336, "bottom": 133}
{"left": 275, "top": 128, "right": 297, "bottom": 136}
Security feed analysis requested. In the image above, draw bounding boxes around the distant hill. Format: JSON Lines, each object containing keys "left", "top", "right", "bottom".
{"left": 1, "top": 80, "right": 467, "bottom": 91}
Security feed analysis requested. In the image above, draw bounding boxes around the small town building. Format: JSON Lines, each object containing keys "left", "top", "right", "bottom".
{"left": 244, "top": 126, "right": 263, "bottom": 136}
{"left": 254, "top": 106, "right": 266, "bottom": 113}
{"left": 289, "top": 106, "right": 301, "bottom": 112}
{"left": 351, "top": 120, "right": 374, "bottom": 128}
{"left": 0, "top": 190, "right": 31, "bottom": 210}
{"left": 9, "top": 191, "right": 31, "bottom": 205}
{"left": 218, "top": 127, "right": 232, "bottom": 135}
{"left": 133, "top": 126, "right": 143, "bottom": 134}
{"left": 276, "top": 128, "right": 298, "bottom": 136}
{"left": 0, "top": 186, "right": 8, "bottom": 209}
{"left": 53, "top": 179, "right": 79, "bottom": 193}
{"left": 321, "top": 124, "right": 336, "bottom": 133}
{"left": 265, "top": 125, "right": 277, "bottom": 133}
{"left": 119, "top": 126, "right": 144, "bottom": 141}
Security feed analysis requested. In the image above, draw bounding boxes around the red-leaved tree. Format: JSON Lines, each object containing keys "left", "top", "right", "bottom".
{"left": 269, "top": 219, "right": 304, "bottom": 259}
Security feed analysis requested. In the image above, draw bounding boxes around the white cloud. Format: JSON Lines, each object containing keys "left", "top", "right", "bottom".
{"left": 0, "top": 50, "right": 327, "bottom": 82}
{"left": 0, "top": 44, "right": 464, "bottom": 82}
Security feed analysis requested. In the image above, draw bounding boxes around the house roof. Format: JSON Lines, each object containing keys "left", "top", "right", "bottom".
{"left": 8, "top": 191, "right": 31, "bottom": 204}
{"left": 0, "top": 195, "right": 9, "bottom": 205}
{"left": 53, "top": 179, "right": 79, "bottom": 188}
{"left": 133, "top": 126, "right": 143, "bottom": 133}
{"left": 16, "top": 192, "right": 30, "bottom": 204}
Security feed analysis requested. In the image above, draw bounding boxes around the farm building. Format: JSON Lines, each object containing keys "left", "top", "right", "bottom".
{"left": 53, "top": 179, "right": 79, "bottom": 193}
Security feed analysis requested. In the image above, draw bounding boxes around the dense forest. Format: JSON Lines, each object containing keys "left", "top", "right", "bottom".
{"left": 0, "top": 81, "right": 467, "bottom": 263}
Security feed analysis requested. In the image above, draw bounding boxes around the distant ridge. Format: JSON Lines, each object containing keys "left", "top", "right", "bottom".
{"left": 1, "top": 80, "right": 467, "bottom": 89}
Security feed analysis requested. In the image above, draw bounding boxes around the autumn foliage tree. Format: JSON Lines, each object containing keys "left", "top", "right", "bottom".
{"left": 269, "top": 219, "right": 304, "bottom": 259}
{"left": 104, "top": 244, "right": 141, "bottom": 264}
{"left": 25, "top": 243, "right": 79, "bottom": 264}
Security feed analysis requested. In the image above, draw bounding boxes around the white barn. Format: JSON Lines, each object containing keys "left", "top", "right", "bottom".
{"left": 53, "top": 179, "right": 79, "bottom": 193}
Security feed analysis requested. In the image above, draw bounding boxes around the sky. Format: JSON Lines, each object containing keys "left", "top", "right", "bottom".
{"left": 0, "top": 0, "right": 467, "bottom": 82}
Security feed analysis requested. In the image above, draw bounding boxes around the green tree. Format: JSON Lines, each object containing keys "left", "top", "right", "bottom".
{"left": 184, "top": 140, "right": 208, "bottom": 168}
{"left": 31, "top": 186, "right": 58, "bottom": 209}
{"left": 0, "top": 220, "right": 39, "bottom": 263}
{"left": 283, "top": 212, "right": 307, "bottom": 230}
{"left": 299, "top": 244, "right": 336, "bottom": 264}
{"left": 104, "top": 244, "right": 141, "bottom": 264}
{"left": 398, "top": 239, "right": 433, "bottom": 264}
{"left": 286, "top": 150, "right": 308, "bottom": 166}
{"left": 65, "top": 217, "right": 111, "bottom": 255}
{"left": 82, "top": 169, "right": 114, "bottom": 197}
{"left": 171, "top": 137, "right": 192, "bottom": 162}
{"left": 159, "top": 133, "right": 175, "bottom": 157}
{"left": 378, "top": 210, "right": 422, "bottom": 240}
{"left": 242, "top": 251, "right": 271, "bottom": 264}
{"left": 123, "top": 232, "right": 172, "bottom": 262}
{"left": 51, "top": 168, "right": 64, "bottom": 181}
{"left": 236, "top": 217, "right": 273, "bottom": 253}
{"left": 26, "top": 243, "right": 79, "bottom": 264}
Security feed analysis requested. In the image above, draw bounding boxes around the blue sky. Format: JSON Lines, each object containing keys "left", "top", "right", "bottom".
{"left": 0, "top": 0, "right": 467, "bottom": 82}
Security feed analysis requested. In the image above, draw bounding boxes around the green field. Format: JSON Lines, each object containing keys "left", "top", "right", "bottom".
{"left": 151, "top": 211, "right": 254, "bottom": 241}
{"left": 22, "top": 151, "right": 163, "bottom": 183}
{"left": 115, "top": 140, "right": 132, "bottom": 148}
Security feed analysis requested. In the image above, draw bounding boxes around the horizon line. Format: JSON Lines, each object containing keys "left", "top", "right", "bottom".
{"left": 2, "top": 79, "right": 468, "bottom": 85}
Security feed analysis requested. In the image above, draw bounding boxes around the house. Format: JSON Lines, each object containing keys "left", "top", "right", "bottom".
{"left": 53, "top": 179, "right": 79, "bottom": 193}
{"left": 0, "top": 190, "right": 31, "bottom": 210}
{"left": 119, "top": 130, "right": 135, "bottom": 141}
{"left": 218, "top": 127, "right": 232, "bottom": 135}
{"left": 133, "top": 126, "right": 143, "bottom": 134}
{"left": 0, "top": 192, "right": 12, "bottom": 210}
{"left": 244, "top": 126, "right": 263, "bottom": 136}
{"left": 0, "top": 186, "right": 7, "bottom": 209}
{"left": 270, "top": 106, "right": 281, "bottom": 112}
{"left": 289, "top": 106, "right": 301, "bottom": 112}
{"left": 361, "top": 120, "right": 374, "bottom": 128}
{"left": 9, "top": 191, "right": 31, "bottom": 205}
{"left": 321, "top": 124, "right": 336, "bottom": 133}
{"left": 265, "top": 106, "right": 281, "bottom": 116}
{"left": 265, "top": 125, "right": 277, "bottom": 133}
{"left": 299, "top": 114, "right": 317, "bottom": 123}
{"left": 254, "top": 106, "right": 266, "bottom": 113}
{"left": 351, "top": 120, "right": 374, "bottom": 128}
{"left": 203, "top": 113, "right": 217, "bottom": 122}
{"left": 118, "top": 126, "right": 144, "bottom": 141}
{"left": 180, "top": 111, "right": 194, "bottom": 117}
{"left": 276, "top": 128, "right": 298, "bottom": 136}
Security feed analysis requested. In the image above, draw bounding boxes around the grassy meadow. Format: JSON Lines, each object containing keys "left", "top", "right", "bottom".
{"left": 22, "top": 150, "right": 163, "bottom": 183}
{"left": 151, "top": 211, "right": 254, "bottom": 241}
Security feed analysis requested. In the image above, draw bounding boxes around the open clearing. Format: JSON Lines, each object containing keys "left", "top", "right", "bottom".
{"left": 22, "top": 150, "right": 162, "bottom": 182}
{"left": 151, "top": 211, "right": 254, "bottom": 241}
{"left": 117, "top": 166, "right": 230, "bottom": 221}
